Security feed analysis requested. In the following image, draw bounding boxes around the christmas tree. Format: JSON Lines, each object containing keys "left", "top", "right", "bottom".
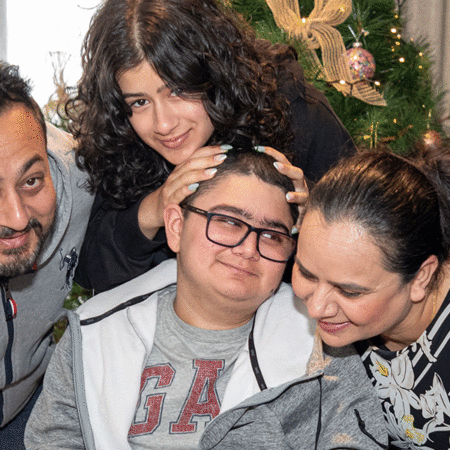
{"left": 229, "top": 0, "right": 446, "bottom": 153}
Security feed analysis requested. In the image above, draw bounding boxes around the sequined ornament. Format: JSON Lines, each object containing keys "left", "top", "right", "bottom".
{"left": 345, "top": 42, "right": 376, "bottom": 81}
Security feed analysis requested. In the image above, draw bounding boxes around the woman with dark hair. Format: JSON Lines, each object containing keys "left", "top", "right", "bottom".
{"left": 71, "top": 0, "right": 355, "bottom": 292}
{"left": 293, "top": 143, "right": 450, "bottom": 448}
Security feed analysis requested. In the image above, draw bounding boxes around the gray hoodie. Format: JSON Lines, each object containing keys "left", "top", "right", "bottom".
{"left": 199, "top": 337, "right": 389, "bottom": 449}
{"left": 0, "top": 123, "right": 94, "bottom": 426}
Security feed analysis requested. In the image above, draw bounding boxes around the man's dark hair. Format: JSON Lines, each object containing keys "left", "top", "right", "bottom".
{"left": 0, "top": 62, "right": 47, "bottom": 142}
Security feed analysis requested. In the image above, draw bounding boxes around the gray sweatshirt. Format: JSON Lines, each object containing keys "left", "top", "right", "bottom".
{"left": 0, "top": 123, "right": 94, "bottom": 426}
{"left": 199, "top": 338, "right": 389, "bottom": 449}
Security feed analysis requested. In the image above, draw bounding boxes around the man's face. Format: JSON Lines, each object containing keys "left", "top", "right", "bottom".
{"left": 165, "top": 173, "right": 294, "bottom": 327}
{"left": 0, "top": 104, "right": 56, "bottom": 278}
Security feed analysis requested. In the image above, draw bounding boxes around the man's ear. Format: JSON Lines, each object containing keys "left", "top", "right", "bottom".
{"left": 164, "top": 204, "right": 184, "bottom": 253}
{"left": 410, "top": 255, "right": 439, "bottom": 303}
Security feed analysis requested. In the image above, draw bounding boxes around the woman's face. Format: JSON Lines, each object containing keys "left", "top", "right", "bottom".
{"left": 118, "top": 61, "right": 215, "bottom": 166}
{"left": 292, "top": 209, "right": 418, "bottom": 347}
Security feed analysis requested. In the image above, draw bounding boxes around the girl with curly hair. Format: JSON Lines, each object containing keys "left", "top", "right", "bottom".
{"left": 71, "top": 0, "right": 355, "bottom": 292}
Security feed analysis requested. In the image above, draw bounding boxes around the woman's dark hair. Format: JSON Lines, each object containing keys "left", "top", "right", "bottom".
{"left": 181, "top": 146, "right": 299, "bottom": 225}
{"left": 67, "top": 0, "right": 294, "bottom": 208}
{"left": 305, "top": 144, "right": 450, "bottom": 287}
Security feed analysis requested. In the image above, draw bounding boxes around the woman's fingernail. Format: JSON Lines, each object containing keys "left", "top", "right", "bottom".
{"left": 286, "top": 192, "right": 292, "bottom": 201}
{"left": 254, "top": 145, "right": 265, "bottom": 152}
{"left": 274, "top": 162, "right": 283, "bottom": 170}
{"left": 205, "top": 168, "right": 217, "bottom": 176}
{"left": 188, "top": 183, "right": 199, "bottom": 192}
{"left": 220, "top": 144, "right": 233, "bottom": 151}
{"left": 214, "top": 154, "right": 227, "bottom": 161}
{"left": 291, "top": 227, "right": 299, "bottom": 235}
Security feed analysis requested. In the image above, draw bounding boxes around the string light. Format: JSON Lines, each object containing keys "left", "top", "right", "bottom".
{"left": 399, "top": 57, "right": 405, "bottom": 63}
{"left": 391, "top": 28, "right": 397, "bottom": 33}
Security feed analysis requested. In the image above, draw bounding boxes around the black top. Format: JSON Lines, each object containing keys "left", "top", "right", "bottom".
{"left": 357, "top": 289, "right": 450, "bottom": 449}
{"left": 74, "top": 56, "right": 356, "bottom": 293}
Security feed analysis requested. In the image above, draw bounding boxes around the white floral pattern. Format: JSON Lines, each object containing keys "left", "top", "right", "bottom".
{"left": 360, "top": 293, "right": 450, "bottom": 449}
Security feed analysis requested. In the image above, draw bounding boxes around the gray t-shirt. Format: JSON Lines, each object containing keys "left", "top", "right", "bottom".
{"left": 24, "top": 285, "right": 252, "bottom": 449}
{"left": 128, "top": 285, "right": 252, "bottom": 449}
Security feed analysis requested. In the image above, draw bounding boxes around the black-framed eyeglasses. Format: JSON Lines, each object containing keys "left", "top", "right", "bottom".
{"left": 181, "top": 204, "right": 297, "bottom": 263}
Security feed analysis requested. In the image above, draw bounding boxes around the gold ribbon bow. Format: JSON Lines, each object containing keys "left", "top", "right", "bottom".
{"left": 265, "top": 0, "right": 386, "bottom": 106}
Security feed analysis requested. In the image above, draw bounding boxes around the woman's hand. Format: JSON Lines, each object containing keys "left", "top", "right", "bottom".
{"left": 138, "top": 145, "right": 229, "bottom": 239}
{"left": 257, "top": 146, "right": 308, "bottom": 230}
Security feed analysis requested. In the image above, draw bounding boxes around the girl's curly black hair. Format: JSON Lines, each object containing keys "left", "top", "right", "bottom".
{"left": 67, "top": 0, "right": 294, "bottom": 208}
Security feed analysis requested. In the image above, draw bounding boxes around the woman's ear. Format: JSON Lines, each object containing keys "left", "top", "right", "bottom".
{"left": 164, "top": 204, "right": 184, "bottom": 253}
{"left": 410, "top": 255, "right": 439, "bottom": 303}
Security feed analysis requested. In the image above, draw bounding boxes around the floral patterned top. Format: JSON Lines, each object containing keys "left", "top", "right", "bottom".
{"left": 357, "top": 289, "right": 450, "bottom": 449}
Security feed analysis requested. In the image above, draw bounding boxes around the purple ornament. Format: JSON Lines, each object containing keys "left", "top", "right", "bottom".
{"left": 345, "top": 42, "right": 376, "bottom": 81}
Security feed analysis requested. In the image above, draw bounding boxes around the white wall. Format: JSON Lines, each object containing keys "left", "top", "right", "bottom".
{"left": 0, "top": 0, "right": 6, "bottom": 61}
{"left": 5, "top": 0, "right": 98, "bottom": 107}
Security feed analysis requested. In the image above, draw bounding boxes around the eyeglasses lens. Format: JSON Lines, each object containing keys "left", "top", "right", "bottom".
{"left": 207, "top": 214, "right": 295, "bottom": 262}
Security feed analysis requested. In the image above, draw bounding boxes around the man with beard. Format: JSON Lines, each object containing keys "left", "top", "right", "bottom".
{"left": 0, "top": 62, "right": 93, "bottom": 448}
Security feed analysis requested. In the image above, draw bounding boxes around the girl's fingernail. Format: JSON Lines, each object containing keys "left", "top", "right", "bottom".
{"left": 214, "top": 154, "right": 227, "bottom": 161}
{"left": 254, "top": 145, "right": 265, "bottom": 152}
{"left": 286, "top": 192, "right": 292, "bottom": 201}
{"left": 220, "top": 144, "right": 233, "bottom": 151}
{"left": 205, "top": 168, "right": 217, "bottom": 176}
{"left": 291, "top": 227, "right": 299, "bottom": 235}
{"left": 188, "top": 183, "right": 199, "bottom": 192}
{"left": 274, "top": 162, "right": 283, "bottom": 170}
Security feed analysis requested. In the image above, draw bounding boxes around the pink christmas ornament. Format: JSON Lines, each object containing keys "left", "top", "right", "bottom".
{"left": 345, "top": 42, "right": 376, "bottom": 81}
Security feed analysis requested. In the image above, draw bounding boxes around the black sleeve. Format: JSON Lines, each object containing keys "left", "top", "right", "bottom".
{"left": 74, "top": 191, "right": 174, "bottom": 293}
{"left": 278, "top": 58, "right": 357, "bottom": 184}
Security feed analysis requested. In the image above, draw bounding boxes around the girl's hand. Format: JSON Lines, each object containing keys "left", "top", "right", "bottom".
{"left": 257, "top": 146, "right": 308, "bottom": 230}
{"left": 138, "top": 145, "right": 229, "bottom": 239}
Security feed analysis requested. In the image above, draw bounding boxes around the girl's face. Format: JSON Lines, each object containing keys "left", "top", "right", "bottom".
{"left": 118, "top": 61, "right": 215, "bottom": 166}
{"left": 292, "top": 210, "right": 420, "bottom": 348}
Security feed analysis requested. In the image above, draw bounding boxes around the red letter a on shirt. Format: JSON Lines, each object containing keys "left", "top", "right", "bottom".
{"left": 171, "top": 359, "right": 223, "bottom": 433}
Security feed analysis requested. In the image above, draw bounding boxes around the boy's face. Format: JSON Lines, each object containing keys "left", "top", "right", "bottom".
{"left": 165, "top": 173, "right": 294, "bottom": 325}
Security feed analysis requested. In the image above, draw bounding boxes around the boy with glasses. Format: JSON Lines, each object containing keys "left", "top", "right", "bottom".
{"left": 25, "top": 148, "right": 387, "bottom": 449}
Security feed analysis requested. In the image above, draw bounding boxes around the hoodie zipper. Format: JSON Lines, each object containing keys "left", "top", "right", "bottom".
{"left": 0, "top": 282, "right": 15, "bottom": 425}
{"left": 2, "top": 282, "right": 15, "bottom": 385}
